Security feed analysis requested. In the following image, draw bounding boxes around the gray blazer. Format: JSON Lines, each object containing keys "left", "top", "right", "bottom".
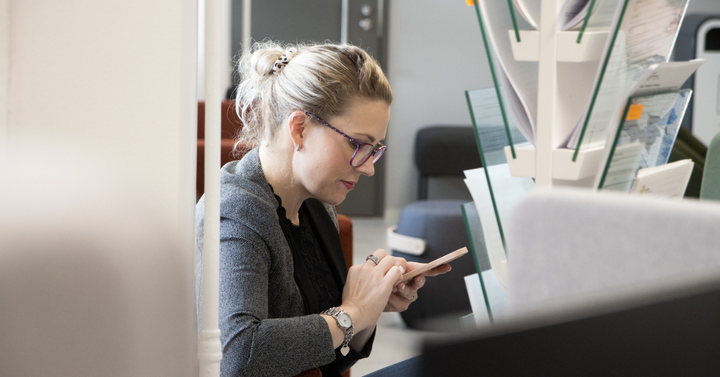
{"left": 195, "top": 149, "right": 370, "bottom": 377}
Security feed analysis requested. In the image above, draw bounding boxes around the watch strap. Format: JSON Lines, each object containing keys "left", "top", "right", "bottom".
{"left": 321, "top": 307, "right": 354, "bottom": 356}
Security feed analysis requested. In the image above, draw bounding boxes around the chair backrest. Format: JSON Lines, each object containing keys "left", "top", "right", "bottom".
{"left": 197, "top": 99, "right": 244, "bottom": 140}
{"left": 700, "top": 132, "right": 720, "bottom": 201}
{"left": 506, "top": 188, "right": 720, "bottom": 317}
{"left": 196, "top": 100, "right": 248, "bottom": 202}
{"left": 414, "top": 126, "right": 482, "bottom": 200}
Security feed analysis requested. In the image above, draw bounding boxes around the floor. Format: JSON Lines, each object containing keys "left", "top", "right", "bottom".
{"left": 348, "top": 217, "right": 457, "bottom": 376}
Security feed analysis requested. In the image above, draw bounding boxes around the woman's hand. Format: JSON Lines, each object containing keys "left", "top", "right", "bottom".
{"left": 384, "top": 262, "right": 452, "bottom": 313}
{"left": 340, "top": 249, "right": 408, "bottom": 332}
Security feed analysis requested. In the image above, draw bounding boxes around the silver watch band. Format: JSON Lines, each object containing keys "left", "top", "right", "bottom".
{"left": 321, "top": 307, "right": 354, "bottom": 356}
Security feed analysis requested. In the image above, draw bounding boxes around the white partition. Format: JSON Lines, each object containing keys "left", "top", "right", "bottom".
{"left": 506, "top": 189, "right": 720, "bottom": 317}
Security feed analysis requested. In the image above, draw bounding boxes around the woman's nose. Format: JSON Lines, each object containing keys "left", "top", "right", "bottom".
{"left": 355, "top": 157, "right": 375, "bottom": 177}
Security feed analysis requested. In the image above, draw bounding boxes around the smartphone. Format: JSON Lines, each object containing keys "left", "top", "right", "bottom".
{"left": 401, "top": 247, "right": 468, "bottom": 282}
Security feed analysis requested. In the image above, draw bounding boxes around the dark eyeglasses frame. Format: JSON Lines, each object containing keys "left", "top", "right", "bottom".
{"left": 304, "top": 112, "right": 386, "bottom": 168}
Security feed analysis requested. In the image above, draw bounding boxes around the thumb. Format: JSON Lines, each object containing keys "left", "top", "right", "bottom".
{"left": 382, "top": 265, "right": 403, "bottom": 288}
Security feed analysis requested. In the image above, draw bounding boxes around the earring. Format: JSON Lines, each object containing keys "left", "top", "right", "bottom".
{"left": 295, "top": 144, "right": 300, "bottom": 152}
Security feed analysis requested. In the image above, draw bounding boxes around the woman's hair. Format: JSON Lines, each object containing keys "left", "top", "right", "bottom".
{"left": 233, "top": 41, "right": 393, "bottom": 152}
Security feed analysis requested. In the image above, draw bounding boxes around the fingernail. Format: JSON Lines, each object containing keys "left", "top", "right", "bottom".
{"left": 399, "top": 283, "right": 405, "bottom": 290}
{"left": 392, "top": 286, "right": 398, "bottom": 293}
{"left": 420, "top": 277, "right": 425, "bottom": 285}
{"left": 399, "top": 266, "right": 405, "bottom": 274}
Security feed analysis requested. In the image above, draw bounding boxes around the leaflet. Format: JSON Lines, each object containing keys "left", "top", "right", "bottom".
{"left": 567, "top": 0, "right": 690, "bottom": 150}
{"left": 594, "top": 60, "right": 701, "bottom": 190}
{"left": 631, "top": 159, "right": 694, "bottom": 199}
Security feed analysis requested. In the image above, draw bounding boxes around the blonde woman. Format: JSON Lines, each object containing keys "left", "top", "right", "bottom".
{"left": 195, "top": 42, "right": 450, "bottom": 377}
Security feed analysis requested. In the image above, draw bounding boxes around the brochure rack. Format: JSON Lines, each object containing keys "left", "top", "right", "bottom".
{"left": 470, "top": 0, "right": 690, "bottom": 187}
{"left": 462, "top": 0, "right": 694, "bottom": 325}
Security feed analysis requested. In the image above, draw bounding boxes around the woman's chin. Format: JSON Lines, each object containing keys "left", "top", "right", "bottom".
{"left": 316, "top": 192, "right": 347, "bottom": 207}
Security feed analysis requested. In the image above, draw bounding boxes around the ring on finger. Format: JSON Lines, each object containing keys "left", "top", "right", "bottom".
{"left": 366, "top": 254, "right": 380, "bottom": 266}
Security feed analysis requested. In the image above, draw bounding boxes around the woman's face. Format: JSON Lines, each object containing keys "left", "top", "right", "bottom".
{"left": 295, "top": 98, "right": 390, "bottom": 206}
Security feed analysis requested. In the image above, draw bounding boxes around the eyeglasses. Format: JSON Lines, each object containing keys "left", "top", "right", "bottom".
{"left": 305, "top": 112, "right": 387, "bottom": 168}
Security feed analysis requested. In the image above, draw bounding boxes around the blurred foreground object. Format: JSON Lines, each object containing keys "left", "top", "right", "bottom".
{"left": 0, "top": 144, "right": 195, "bottom": 377}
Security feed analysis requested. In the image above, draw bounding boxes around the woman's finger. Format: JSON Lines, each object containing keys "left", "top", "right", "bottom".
{"left": 422, "top": 263, "right": 452, "bottom": 277}
{"left": 381, "top": 265, "right": 403, "bottom": 287}
{"left": 364, "top": 249, "right": 387, "bottom": 266}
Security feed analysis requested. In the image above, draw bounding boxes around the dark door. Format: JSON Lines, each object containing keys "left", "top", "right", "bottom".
{"left": 231, "top": 0, "right": 389, "bottom": 216}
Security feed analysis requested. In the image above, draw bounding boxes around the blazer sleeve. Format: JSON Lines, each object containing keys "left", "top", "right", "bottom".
{"left": 217, "top": 217, "right": 337, "bottom": 377}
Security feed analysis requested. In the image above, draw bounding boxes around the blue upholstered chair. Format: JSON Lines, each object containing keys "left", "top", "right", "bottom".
{"left": 388, "top": 126, "right": 481, "bottom": 331}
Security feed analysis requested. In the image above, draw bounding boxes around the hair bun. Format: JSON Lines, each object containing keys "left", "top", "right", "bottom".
{"left": 271, "top": 48, "right": 297, "bottom": 75}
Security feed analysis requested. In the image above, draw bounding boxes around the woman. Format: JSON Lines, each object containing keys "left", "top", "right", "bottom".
{"left": 195, "top": 41, "right": 450, "bottom": 377}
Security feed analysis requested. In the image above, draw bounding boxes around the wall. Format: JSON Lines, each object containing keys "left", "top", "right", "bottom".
{"left": 4, "top": 0, "right": 198, "bottom": 231}
{"left": 0, "top": 0, "right": 7, "bottom": 151}
{"left": 384, "top": 1, "right": 492, "bottom": 219}
{"left": 2, "top": 0, "right": 198, "bottom": 370}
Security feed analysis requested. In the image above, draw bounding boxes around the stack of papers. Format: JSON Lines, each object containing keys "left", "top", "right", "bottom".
{"left": 594, "top": 61, "right": 701, "bottom": 191}
{"left": 566, "top": 0, "right": 691, "bottom": 150}
{"left": 464, "top": 165, "right": 534, "bottom": 289}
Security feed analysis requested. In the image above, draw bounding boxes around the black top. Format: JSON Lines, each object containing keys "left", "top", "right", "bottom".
{"left": 273, "top": 189, "right": 370, "bottom": 377}
{"left": 275, "top": 192, "right": 342, "bottom": 314}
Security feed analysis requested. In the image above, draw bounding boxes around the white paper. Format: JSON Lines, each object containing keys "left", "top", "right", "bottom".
{"left": 468, "top": 87, "right": 532, "bottom": 159}
{"left": 478, "top": 0, "right": 538, "bottom": 146}
{"left": 592, "top": 60, "right": 702, "bottom": 189}
{"left": 631, "top": 159, "right": 694, "bottom": 199}
{"left": 557, "top": 0, "right": 618, "bottom": 31}
{"left": 597, "top": 142, "right": 645, "bottom": 191}
{"left": 566, "top": 0, "right": 690, "bottom": 149}
{"left": 464, "top": 165, "right": 534, "bottom": 289}
{"left": 465, "top": 274, "right": 490, "bottom": 328}
{"left": 513, "top": 0, "right": 541, "bottom": 29}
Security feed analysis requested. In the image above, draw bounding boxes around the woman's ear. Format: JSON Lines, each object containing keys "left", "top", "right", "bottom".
{"left": 287, "top": 111, "right": 306, "bottom": 150}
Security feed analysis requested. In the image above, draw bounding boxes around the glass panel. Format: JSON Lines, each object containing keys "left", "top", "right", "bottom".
{"left": 569, "top": 0, "right": 689, "bottom": 160}
{"left": 466, "top": 88, "right": 528, "bottom": 165}
{"left": 473, "top": 0, "right": 538, "bottom": 149}
{"left": 598, "top": 89, "right": 692, "bottom": 190}
{"left": 462, "top": 202, "right": 494, "bottom": 323}
{"left": 575, "top": 0, "right": 622, "bottom": 42}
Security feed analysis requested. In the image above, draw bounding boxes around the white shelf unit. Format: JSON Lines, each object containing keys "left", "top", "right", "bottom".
{"left": 500, "top": 0, "right": 608, "bottom": 187}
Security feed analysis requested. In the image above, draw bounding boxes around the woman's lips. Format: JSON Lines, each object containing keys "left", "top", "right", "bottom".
{"left": 341, "top": 180, "right": 356, "bottom": 190}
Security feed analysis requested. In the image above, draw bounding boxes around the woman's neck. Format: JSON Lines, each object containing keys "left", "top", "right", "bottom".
{"left": 259, "top": 144, "right": 306, "bottom": 225}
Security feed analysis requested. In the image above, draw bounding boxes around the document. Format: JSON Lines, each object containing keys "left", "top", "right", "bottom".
{"left": 597, "top": 142, "right": 644, "bottom": 191}
{"left": 477, "top": 0, "right": 538, "bottom": 145}
{"left": 567, "top": 0, "right": 690, "bottom": 150}
{"left": 557, "top": 0, "right": 619, "bottom": 31}
{"left": 467, "top": 87, "right": 530, "bottom": 161}
{"left": 594, "top": 60, "right": 700, "bottom": 190}
{"left": 631, "top": 159, "right": 694, "bottom": 199}
{"left": 464, "top": 165, "right": 535, "bottom": 289}
{"left": 512, "top": 0, "right": 541, "bottom": 29}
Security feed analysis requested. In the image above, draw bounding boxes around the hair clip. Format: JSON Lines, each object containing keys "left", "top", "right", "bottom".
{"left": 271, "top": 48, "right": 297, "bottom": 75}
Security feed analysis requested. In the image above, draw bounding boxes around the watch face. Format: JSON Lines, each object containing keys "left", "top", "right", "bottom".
{"left": 337, "top": 313, "right": 352, "bottom": 328}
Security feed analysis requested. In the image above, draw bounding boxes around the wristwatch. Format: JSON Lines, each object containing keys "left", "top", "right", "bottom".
{"left": 321, "top": 307, "right": 354, "bottom": 356}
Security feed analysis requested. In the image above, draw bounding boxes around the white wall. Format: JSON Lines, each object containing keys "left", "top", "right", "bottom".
{"left": 0, "top": 0, "right": 8, "bottom": 151}
{"left": 5, "top": 0, "right": 198, "bottom": 231}
{"left": 384, "top": 1, "right": 492, "bottom": 219}
{"left": 2, "top": 1, "right": 198, "bottom": 370}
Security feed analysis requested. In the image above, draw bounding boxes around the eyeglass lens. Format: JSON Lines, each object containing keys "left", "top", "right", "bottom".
{"left": 351, "top": 144, "right": 385, "bottom": 167}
